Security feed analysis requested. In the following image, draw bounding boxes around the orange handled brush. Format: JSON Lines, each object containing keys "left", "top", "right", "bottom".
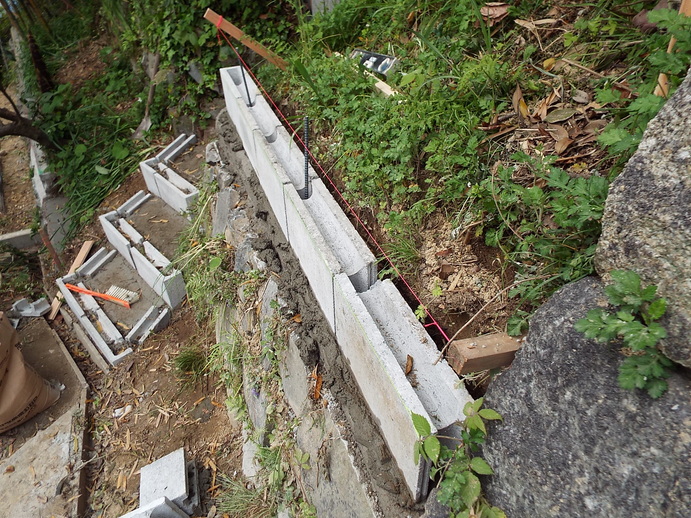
{"left": 64, "top": 283, "right": 131, "bottom": 309}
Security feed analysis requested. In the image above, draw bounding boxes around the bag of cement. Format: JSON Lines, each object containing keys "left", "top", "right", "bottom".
{"left": 0, "top": 312, "right": 60, "bottom": 434}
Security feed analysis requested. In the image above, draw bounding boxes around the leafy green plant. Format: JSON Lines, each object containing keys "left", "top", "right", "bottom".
{"left": 575, "top": 270, "right": 673, "bottom": 398}
{"left": 412, "top": 398, "right": 504, "bottom": 518}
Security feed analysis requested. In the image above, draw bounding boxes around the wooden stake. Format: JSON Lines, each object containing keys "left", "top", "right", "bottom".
{"left": 446, "top": 333, "right": 522, "bottom": 375}
{"left": 39, "top": 226, "right": 63, "bottom": 269}
{"left": 654, "top": 0, "right": 691, "bottom": 97}
{"left": 48, "top": 240, "right": 94, "bottom": 320}
{"left": 204, "top": 9, "right": 288, "bottom": 70}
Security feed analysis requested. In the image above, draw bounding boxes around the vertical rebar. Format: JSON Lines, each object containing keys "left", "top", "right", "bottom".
{"left": 301, "top": 116, "right": 310, "bottom": 200}
{"left": 239, "top": 60, "right": 253, "bottom": 107}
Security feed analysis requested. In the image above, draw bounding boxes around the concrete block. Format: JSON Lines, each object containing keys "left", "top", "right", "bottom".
{"left": 304, "top": 180, "right": 377, "bottom": 293}
{"left": 141, "top": 159, "right": 161, "bottom": 197}
{"left": 131, "top": 247, "right": 186, "bottom": 309}
{"left": 271, "top": 125, "right": 319, "bottom": 186}
{"left": 283, "top": 185, "right": 341, "bottom": 331}
{"left": 76, "top": 248, "right": 117, "bottom": 278}
{"left": 126, "top": 306, "right": 171, "bottom": 344}
{"left": 100, "top": 214, "right": 135, "bottom": 268}
{"left": 156, "top": 134, "right": 188, "bottom": 163}
{"left": 78, "top": 313, "right": 132, "bottom": 366}
{"left": 156, "top": 164, "right": 196, "bottom": 194}
{"left": 29, "top": 141, "right": 57, "bottom": 204}
{"left": 118, "top": 218, "right": 144, "bottom": 245}
{"left": 152, "top": 171, "right": 198, "bottom": 215}
{"left": 59, "top": 307, "right": 110, "bottom": 373}
{"left": 221, "top": 68, "right": 260, "bottom": 164}
{"left": 360, "top": 280, "right": 472, "bottom": 431}
{"left": 0, "top": 228, "right": 41, "bottom": 250}
{"left": 140, "top": 448, "right": 197, "bottom": 515}
{"left": 143, "top": 241, "right": 171, "bottom": 269}
{"left": 119, "top": 497, "right": 188, "bottom": 518}
{"left": 116, "top": 190, "right": 152, "bottom": 218}
{"left": 333, "top": 272, "right": 432, "bottom": 502}
{"left": 10, "top": 297, "right": 50, "bottom": 317}
{"left": 162, "top": 134, "right": 197, "bottom": 164}
{"left": 77, "top": 289, "right": 100, "bottom": 312}
{"left": 56, "top": 278, "right": 85, "bottom": 319}
{"left": 250, "top": 128, "right": 290, "bottom": 237}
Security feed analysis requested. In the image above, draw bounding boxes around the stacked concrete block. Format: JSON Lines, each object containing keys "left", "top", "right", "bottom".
{"left": 140, "top": 134, "right": 199, "bottom": 214}
{"left": 138, "top": 448, "right": 199, "bottom": 516}
{"left": 221, "top": 65, "right": 473, "bottom": 502}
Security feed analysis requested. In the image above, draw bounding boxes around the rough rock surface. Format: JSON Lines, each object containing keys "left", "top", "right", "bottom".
{"left": 595, "top": 68, "right": 691, "bottom": 366}
{"left": 482, "top": 277, "right": 691, "bottom": 518}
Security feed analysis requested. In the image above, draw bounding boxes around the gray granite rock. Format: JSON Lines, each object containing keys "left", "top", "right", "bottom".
{"left": 482, "top": 277, "right": 691, "bottom": 518}
{"left": 595, "top": 68, "right": 691, "bottom": 366}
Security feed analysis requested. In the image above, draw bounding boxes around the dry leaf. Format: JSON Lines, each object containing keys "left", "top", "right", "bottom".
{"left": 572, "top": 89, "right": 591, "bottom": 104}
{"left": 544, "top": 107, "right": 578, "bottom": 123}
{"left": 4, "top": 465, "right": 14, "bottom": 474}
{"left": 555, "top": 137, "right": 574, "bottom": 155}
{"left": 480, "top": 3, "right": 510, "bottom": 26}
{"left": 512, "top": 85, "right": 529, "bottom": 118}
{"left": 547, "top": 125, "right": 569, "bottom": 141}
{"left": 291, "top": 313, "right": 302, "bottom": 323}
{"left": 405, "top": 355, "right": 414, "bottom": 375}
{"left": 543, "top": 57, "right": 556, "bottom": 71}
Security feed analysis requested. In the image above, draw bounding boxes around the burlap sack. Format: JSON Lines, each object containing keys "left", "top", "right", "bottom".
{"left": 0, "top": 312, "right": 60, "bottom": 434}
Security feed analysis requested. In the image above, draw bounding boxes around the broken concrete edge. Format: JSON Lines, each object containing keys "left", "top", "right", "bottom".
{"left": 118, "top": 496, "right": 188, "bottom": 518}
{"left": 0, "top": 228, "right": 41, "bottom": 250}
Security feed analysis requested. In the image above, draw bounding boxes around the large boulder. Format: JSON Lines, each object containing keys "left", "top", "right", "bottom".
{"left": 595, "top": 68, "right": 691, "bottom": 367}
{"left": 482, "top": 278, "right": 691, "bottom": 518}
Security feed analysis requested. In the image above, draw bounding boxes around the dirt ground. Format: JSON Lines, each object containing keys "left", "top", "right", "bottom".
{"left": 0, "top": 86, "right": 34, "bottom": 233}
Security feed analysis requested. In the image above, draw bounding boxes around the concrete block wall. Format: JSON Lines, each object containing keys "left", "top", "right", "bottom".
{"left": 221, "top": 65, "right": 470, "bottom": 501}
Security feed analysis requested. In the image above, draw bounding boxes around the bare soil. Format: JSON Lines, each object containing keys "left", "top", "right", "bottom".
{"left": 0, "top": 87, "right": 34, "bottom": 234}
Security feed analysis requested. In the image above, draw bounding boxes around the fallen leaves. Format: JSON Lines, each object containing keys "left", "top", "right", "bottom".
{"left": 480, "top": 3, "right": 510, "bottom": 26}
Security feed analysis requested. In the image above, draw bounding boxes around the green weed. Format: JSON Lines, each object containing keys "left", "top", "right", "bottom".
{"left": 412, "top": 397, "right": 505, "bottom": 517}
{"left": 575, "top": 270, "right": 674, "bottom": 398}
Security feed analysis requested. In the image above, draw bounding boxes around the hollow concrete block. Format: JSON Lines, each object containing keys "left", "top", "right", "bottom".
{"left": 131, "top": 247, "right": 186, "bottom": 309}
{"left": 118, "top": 496, "right": 188, "bottom": 518}
{"left": 117, "top": 190, "right": 152, "bottom": 218}
{"left": 100, "top": 214, "right": 135, "bottom": 268}
{"left": 333, "top": 272, "right": 432, "bottom": 502}
{"left": 360, "top": 280, "right": 472, "bottom": 432}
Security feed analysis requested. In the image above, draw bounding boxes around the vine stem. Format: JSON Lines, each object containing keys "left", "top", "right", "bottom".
{"left": 434, "top": 274, "right": 554, "bottom": 365}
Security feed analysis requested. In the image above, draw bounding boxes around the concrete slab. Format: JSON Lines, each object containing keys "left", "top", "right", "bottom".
{"left": 0, "top": 318, "right": 88, "bottom": 518}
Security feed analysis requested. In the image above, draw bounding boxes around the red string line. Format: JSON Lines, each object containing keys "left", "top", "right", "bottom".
{"left": 215, "top": 28, "right": 451, "bottom": 343}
